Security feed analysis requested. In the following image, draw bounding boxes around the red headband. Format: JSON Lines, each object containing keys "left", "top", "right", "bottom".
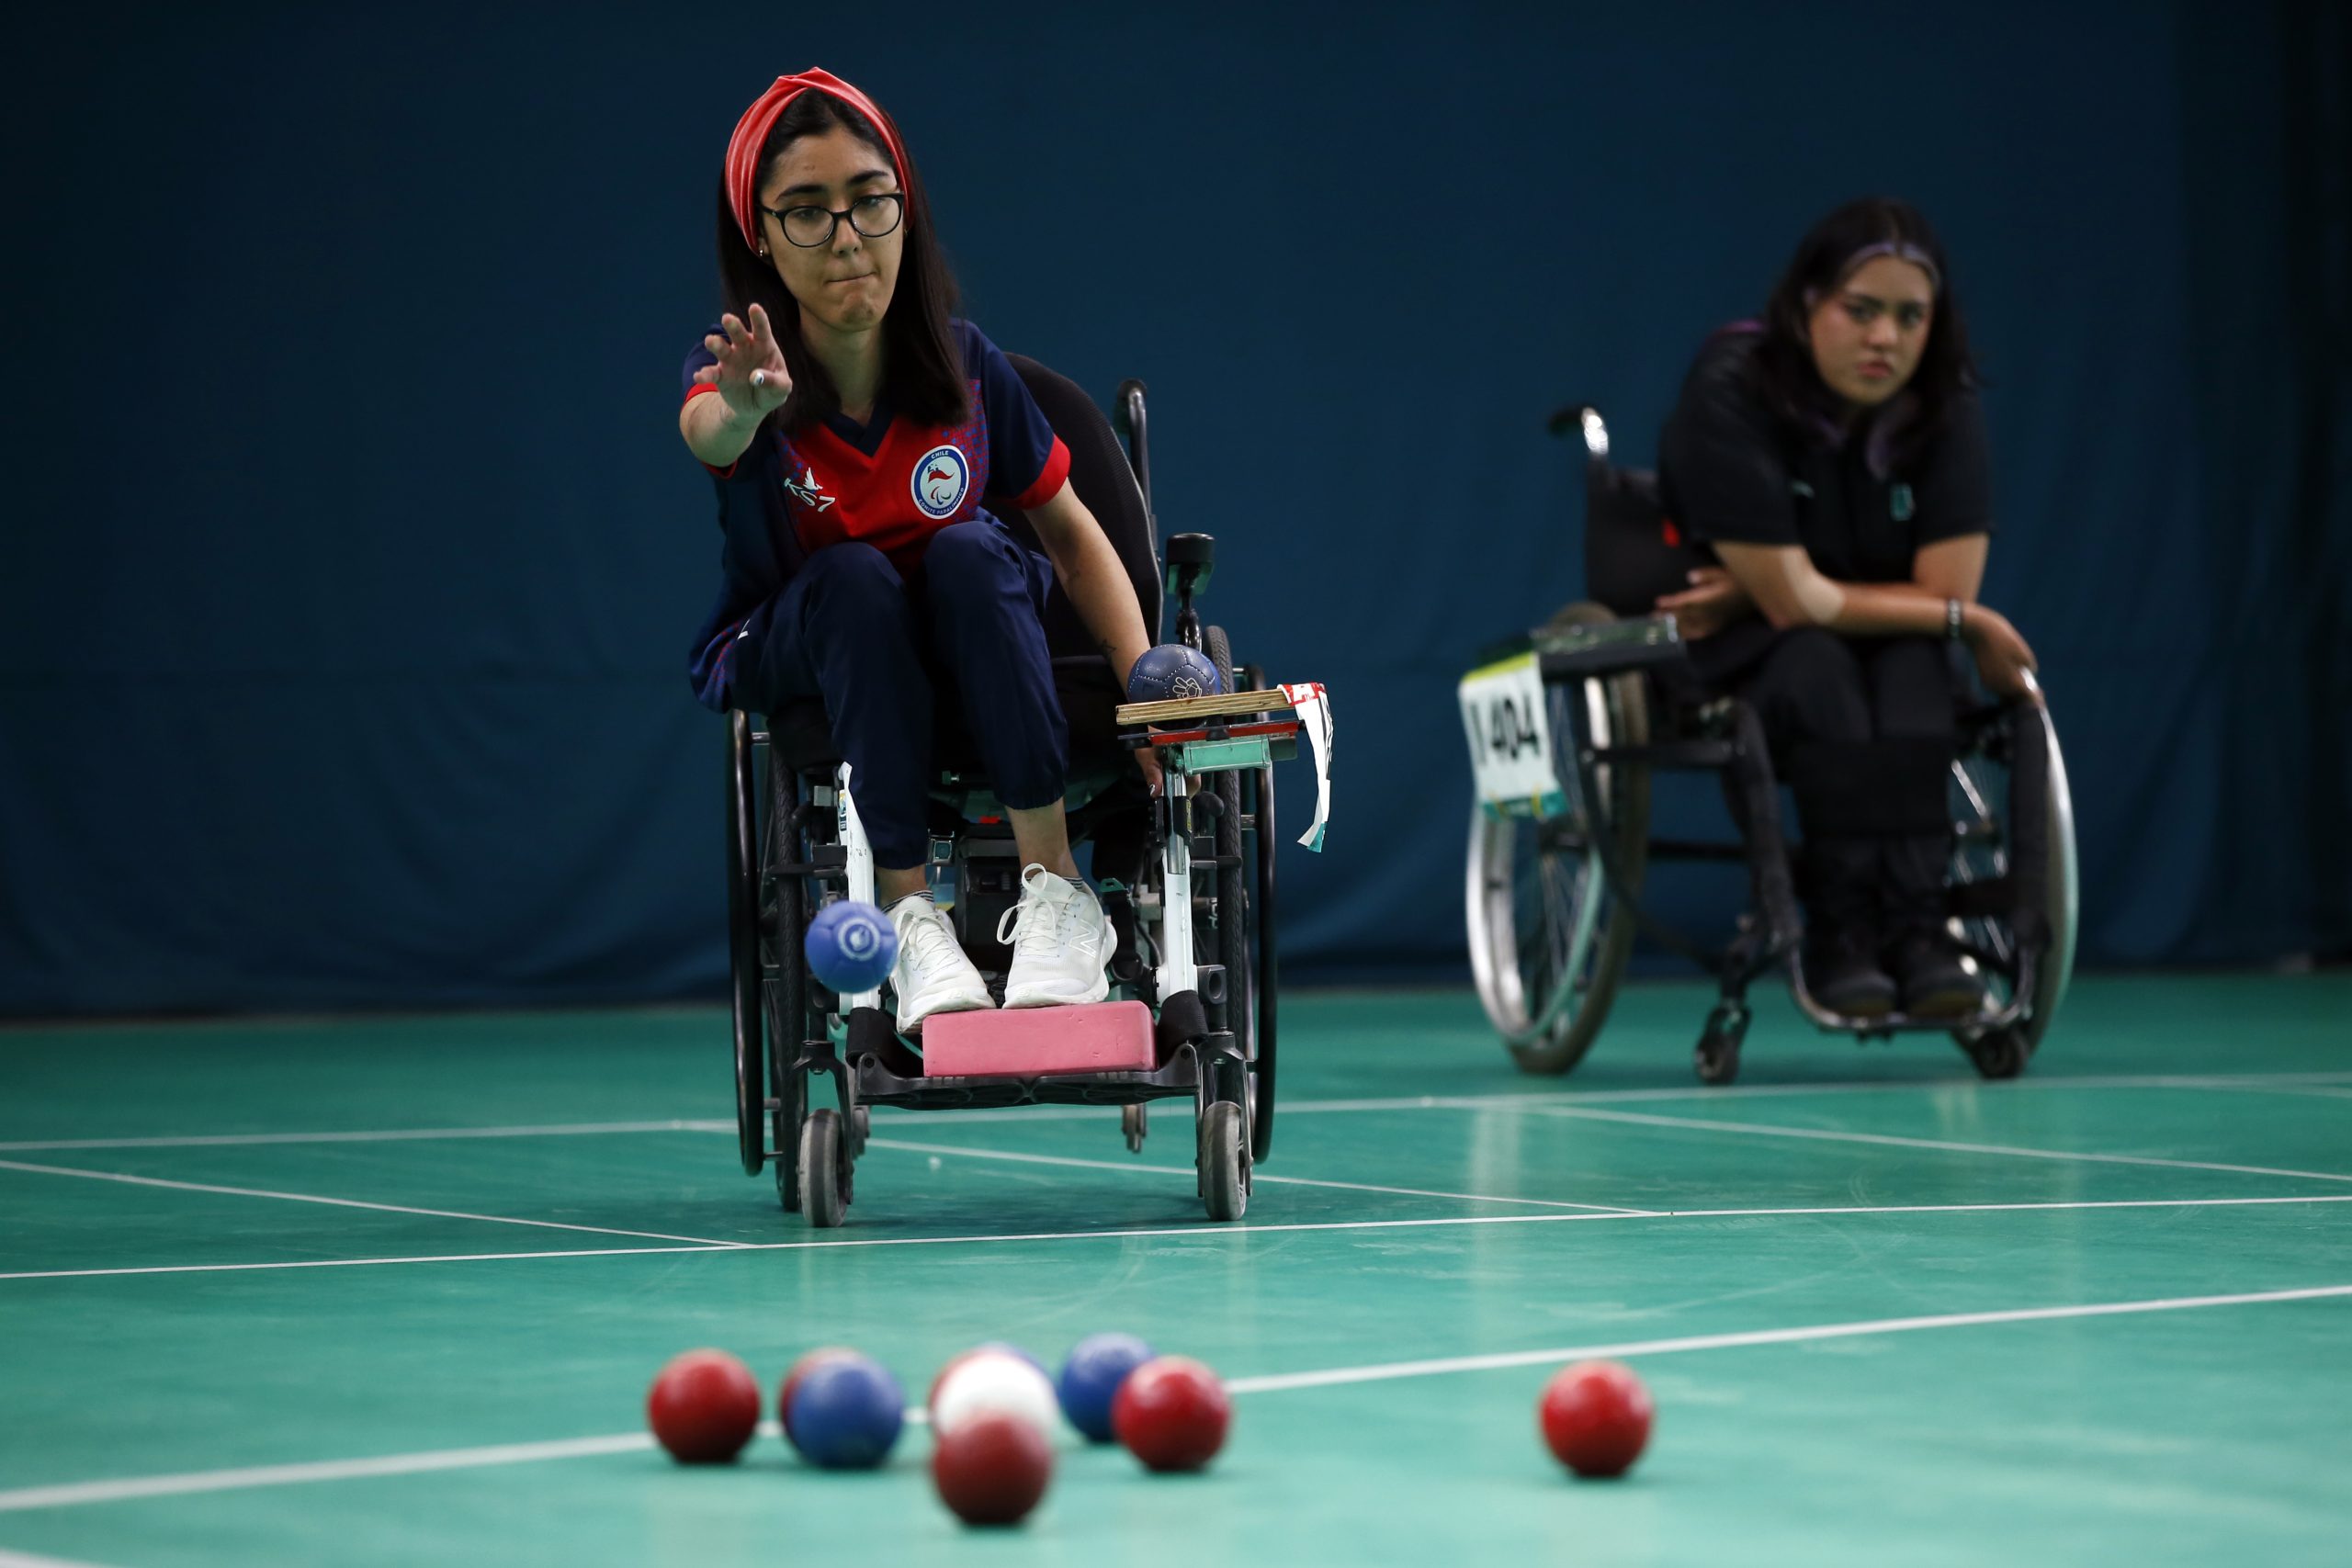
{"left": 725, "top": 69, "right": 908, "bottom": 254}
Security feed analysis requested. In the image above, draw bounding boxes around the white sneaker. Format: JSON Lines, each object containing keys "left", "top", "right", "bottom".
{"left": 997, "top": 864, "right": 1114, "bottom": 1009}
{"left": 886, "top": 894, "right": 993, "bottom": 1033}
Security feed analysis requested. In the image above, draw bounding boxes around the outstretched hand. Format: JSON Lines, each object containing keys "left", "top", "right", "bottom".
{"left": 692, "top": 304, "right": 792, "bottom": 422}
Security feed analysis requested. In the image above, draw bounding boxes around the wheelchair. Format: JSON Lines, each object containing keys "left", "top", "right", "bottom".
{"left": 724, "top": 361, "right": 1282, "bottom": 1226}
{"left": 1463, "top": 404, "right": 2077, "bottom": 1085}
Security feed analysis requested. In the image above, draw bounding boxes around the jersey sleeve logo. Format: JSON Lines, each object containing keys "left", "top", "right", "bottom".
{"left": 783, "top": 463, "right": 836, "bottom": 512}
{"left": 910, "top": 444, "right": 971, "bottom": 520}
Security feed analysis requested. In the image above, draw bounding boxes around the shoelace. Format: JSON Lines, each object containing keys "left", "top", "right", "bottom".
{"left": 995, "top": 866, "right": 1091, "bottom": 962}
{"left": 894, "top": 901, "right": 967, "bottom": 974}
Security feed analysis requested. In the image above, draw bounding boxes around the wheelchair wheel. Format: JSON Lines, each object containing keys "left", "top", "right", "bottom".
{"left": 1465, "top": 604, "right": 1650, "bottom": 1075}
{"left": 1199, "top": 1100, "right": 1250, "bottom": 1222}
{"left": 1964, "top": 1026, "right": 2030, "bottom": 1081}
{"left": 765, "top": 760, "right": 813, "bottom": 1208}
{"left": 1694, "top": 1003, "right": 1748, "bottom": 1086}
{"left": 1950, "top": 699, "right": 2078, "bottom": 1056}
{"left": 799, "top": 1108, "right": 849, "bottom": 1229}
{"left": 1205, "top": 627, "right": 1270, "bottom": 1158}
{"left": 726, "top": 713, "right": 765, "bottom": 1177}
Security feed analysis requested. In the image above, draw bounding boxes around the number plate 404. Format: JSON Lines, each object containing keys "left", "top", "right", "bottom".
{"left": 1456, "top": 651, "right": 1566, "bottom": 817}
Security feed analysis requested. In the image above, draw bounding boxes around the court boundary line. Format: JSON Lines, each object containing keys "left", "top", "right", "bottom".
{"left": 0, "top": 1121, "right": 708, "bottom": 1154}
{"left": 1219, "top": 1280, "right": 2352, "bottom": 1393}
{"left": 0, "top": 1157, "right": 747, "bottom": 1249}
{"left": 1492, "top": 1106, "right": 2352, "bottom": 1184}
{"left": 3, "top": 1281, "right": 2344, "bottom": 1513}
{"left": 0, "top": 1548, "right": 125, "bottom": 1567}
{"left": 863, "top": 1136, "right": 1659, "bottom": 1214}
{"left": 5, "top": 1069, "right": 2348, "bottom": 1153}
{"left": 7, "top": 1193, "right": 2349, "bottom": 1283}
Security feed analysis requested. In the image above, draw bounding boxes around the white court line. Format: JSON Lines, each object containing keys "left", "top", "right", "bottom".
{"left": 1220, "top": 1280, "right": 2352, "bottom": 1393}
{"left": 864, "top": 1136, "right": 1657, "bottom": 1214}
{"left": 0, "top": 1158, "right": 747, "bottom": 1248}
{"left": 0, "top": 1120, "right": 707, "bottom": 1154}
{"left": 1491, "top": 1106, "right": 2352, "bottom": 1184}
{"left": 4, "top": 1070, "right": 2348, "bottom": 1153}
{"left": 4, "top": 1282, "right": 2345, "bottom": 1513}
{"left": 0, "top": 1244, "right": 731, "bottom": 1283}
{"left": 9, "top": 1194, "right": 2351, "bottom": 1283}
{"left": 0, "top": 1549, "right": 125, "bottom": 1567}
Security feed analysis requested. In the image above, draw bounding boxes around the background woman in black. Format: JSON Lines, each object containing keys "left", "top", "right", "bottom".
{"left": 1657, "top": 197, "right": 2041, "bottom": 1020}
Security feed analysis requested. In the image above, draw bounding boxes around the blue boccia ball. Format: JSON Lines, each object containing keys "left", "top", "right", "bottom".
{"left": 1057, "top": 1331, "right": 1158, "bottom": 1443}
{"left": 787, "top": 1353, "right": 905, "bottom": 1470}
{"left": 805, "top": 900, "right": 898, "bottom": 993}
{"left": 1126, "top": 643, "right": 1224, "bottom": 705}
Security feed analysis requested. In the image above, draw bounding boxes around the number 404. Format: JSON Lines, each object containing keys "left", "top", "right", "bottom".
{"left": 1486, "top": 695, "right": 1541, "bottom": 761}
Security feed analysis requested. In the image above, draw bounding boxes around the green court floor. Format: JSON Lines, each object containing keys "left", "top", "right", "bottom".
{"left": 2, "top": 974, "right": 2348, "bottom": 1566}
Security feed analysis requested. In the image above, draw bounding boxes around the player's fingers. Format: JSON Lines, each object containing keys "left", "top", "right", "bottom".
{"left": 748, "top": 302, "right": 772, "bottom": 345}
{"left": 692, "top": 364, "right": 720, "bottom": 385}
{"left": 721, "top": 313, "right": 749, "bottom": 346}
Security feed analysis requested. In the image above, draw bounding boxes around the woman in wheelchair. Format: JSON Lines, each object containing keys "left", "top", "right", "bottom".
{"left": 677, "top": 71, "right": 1155, "bottom": 1033}
{"left": 1652, "top": 197, "right": 2041, "bottom": 1021}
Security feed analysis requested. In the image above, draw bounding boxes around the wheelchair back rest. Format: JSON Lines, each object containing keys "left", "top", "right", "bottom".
{"left": 992, "top": 355, "right": 1164, "bottom": 656}
{"left": 1584, "top": 458, "right": 1717, "bottom": 620}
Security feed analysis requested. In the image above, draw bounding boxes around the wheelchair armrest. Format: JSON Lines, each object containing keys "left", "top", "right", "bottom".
{"left": 1532, "top": 614, "right": 1688, "bottom": 681}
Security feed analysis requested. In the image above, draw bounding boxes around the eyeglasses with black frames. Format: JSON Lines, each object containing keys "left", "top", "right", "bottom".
{"left": 763, "top": 192, "right": 904, "bottom": 249}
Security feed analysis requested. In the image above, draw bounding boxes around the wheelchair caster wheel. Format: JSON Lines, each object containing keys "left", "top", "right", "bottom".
{"left": 1694, "top": 1007, "right": 1747, "bottom": 1086}
{"left": 1198, "top": 1100, "right": 1250, "bottom": 1222}
{"left": 1962, "top": 1027, "right": 2030, "bottom": 1081}
{"left": 1123, "top": 1102, "right": 1148, "bottom": 1155}
{"left": 851, "top": 1104, "right": 871, "bottom": 1156}
{"left": 799, "top": 1109, "right": 851, "bottom": 1228}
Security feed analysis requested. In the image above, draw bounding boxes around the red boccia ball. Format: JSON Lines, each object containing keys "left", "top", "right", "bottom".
{"left": 932, "top": 1413, "right": 1054, "bottom": 1527}
{"left": 646, "top": 1348, "right": 762, "bottom": 1464}
{"left": 1537, "top": 1359, "right": 1653, "bottom": 1478}
{"left": 1111, "top": 1355, "right": 1231, "bottom": 1472}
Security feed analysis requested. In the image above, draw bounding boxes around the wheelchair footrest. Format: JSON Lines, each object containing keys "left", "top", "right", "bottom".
{"left": 922, "top": 1000, "right": 1157, "bottom": 1078}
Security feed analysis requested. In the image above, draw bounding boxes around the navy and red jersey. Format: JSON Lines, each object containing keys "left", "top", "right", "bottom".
{"left": 680, "top": 319, "right": 1071, "bottom": 709}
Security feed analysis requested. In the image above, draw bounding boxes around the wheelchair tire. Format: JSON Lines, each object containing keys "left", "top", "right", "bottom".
{"left": 1964, "top": 1027, "right": 2030, "bottom": 1081}
{"left": 1123, "top": 1102, "right": 1148, "bottom": 1154}
{"left": 726, "top": 713, "right": 766, "bottom": 1177}
{"left": 1466, "top": 603, "right": 1649, "bottom": 1076}
{"left": 1694, "top": 1004, "right": 1747, "bottom": 1087}
{"left": 767, "top": 760, "right": 812, "bottom": 1206}
{"left": 1950, "top": 698, "right": 2078, "bottom": 1059}
{"left": 2022, "top": 701, "right": 2078, "bottom": 1052}
{"left": 1250, "top": 760, "right": 1278, "bottom": 1160}
{"left": 1199, "top": 1100, "right": 1250, "bottom": 1222}
{"left": 1207, "top": 628, "right": 1273, "bottom": 1163}
{"left": 800, "top": 1108, "right": 848, "bottom": 1229}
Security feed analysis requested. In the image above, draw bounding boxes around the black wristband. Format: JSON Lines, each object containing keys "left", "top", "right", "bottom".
{"left": 1946, "top": 598, "right": 1964, "bottom": 641}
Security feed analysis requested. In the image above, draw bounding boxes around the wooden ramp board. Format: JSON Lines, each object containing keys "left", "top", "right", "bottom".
{"left": 1115, "top": 690, "right": 1299, "bottom": 726}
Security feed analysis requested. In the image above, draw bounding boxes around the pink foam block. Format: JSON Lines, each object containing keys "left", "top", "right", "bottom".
{"left": 922, "top": 1000, "right": 1157, "bottom": 1077}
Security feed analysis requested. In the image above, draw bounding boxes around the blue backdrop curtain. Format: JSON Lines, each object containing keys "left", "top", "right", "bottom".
{"left": 2, "top": 1, "right": 2344, "bottom": 1013}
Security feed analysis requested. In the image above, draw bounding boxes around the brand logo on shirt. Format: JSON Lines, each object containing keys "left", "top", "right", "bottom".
{"left": 1890, "top": 483, "right": 1916, "bottom": 522}
{"left": 910, "top": 444, "right": 970, "bottom": 520}
{"left": 783, "top": 463, "right": 837, "bottom": 513}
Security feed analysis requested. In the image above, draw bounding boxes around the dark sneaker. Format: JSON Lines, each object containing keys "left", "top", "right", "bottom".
{"left": 1887, "top": 931, "right": 1987, "bottom": 1020}
{"left": 1804, "top": 930, "right": 1897, "bottom": 1019}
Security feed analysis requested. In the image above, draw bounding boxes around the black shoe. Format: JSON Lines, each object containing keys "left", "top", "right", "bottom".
{"left": 1887, "top": 931, "right": 1987, "bottom": 1020}
{"left": 1804, "top": 930, "right": 1897, "bottom": 1019}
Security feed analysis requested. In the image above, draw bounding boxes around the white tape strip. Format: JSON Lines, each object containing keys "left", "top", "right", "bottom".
{"left": 1280, "top": 681, "right": 1333, "bottom": 851}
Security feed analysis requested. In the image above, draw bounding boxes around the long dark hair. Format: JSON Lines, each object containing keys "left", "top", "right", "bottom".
{"left": 714, "top": 89, "right": 966, "bottom": 435}
{"left": 1749, "top": 197, "right": 1978, "bottom": 470}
